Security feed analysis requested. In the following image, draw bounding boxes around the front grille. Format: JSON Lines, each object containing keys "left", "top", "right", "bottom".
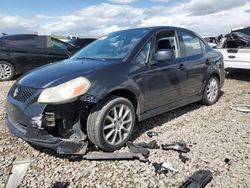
{"left": 11, "top": 85, "right": 38, "bottom": 102}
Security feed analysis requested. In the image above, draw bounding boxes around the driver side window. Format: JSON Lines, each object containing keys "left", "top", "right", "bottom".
{"left": 135, "top": 41, "right": 151, "bottom": 65}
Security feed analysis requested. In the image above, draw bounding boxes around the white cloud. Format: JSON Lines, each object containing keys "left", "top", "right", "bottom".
{"left": 186, "top": 0, "right": 248, "bottom": 15}
{"left": 0, "top": 1, "right": 250, "bottom": 37}
{"left": 106, "top": 0, "right": 137, "bottom": 4}
{"left": 0, "top": 14, "right": 39, "bottom": 34}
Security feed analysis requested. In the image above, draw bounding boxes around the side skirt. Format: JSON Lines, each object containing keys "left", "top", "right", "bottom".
{"left": 138, "top": 95, "right": 202, "bottom": 122}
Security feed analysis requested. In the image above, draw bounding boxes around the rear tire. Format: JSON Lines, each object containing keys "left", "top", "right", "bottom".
{"left": 202, "top": 76, "right": 219, "bottom": 105}
{"left": 87, "top": 96, "right": 135, "bottom": 151}
{"left": 0, "top": 61, "right": 15, "bottom": 81}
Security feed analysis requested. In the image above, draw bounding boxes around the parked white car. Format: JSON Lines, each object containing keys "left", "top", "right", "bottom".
{"left": 216, "top": 29, "right": 250, "bottom": 70}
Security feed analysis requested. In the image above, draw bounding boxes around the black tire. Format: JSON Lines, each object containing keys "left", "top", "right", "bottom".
{"left": 202, "top": 76, "right": 219, "bottom": 105}
{"left": 87, "top": 96, "right": 136, "bottom": 151}
{"left": 0, "top": 61, "right": 15, "bottom": 81}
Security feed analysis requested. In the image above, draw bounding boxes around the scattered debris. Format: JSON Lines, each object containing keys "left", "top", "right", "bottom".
{"left": 152, "top": 162, "right": 169, "bottom": 175}
{"left": 230, "top": 104, "right": 250, "bottom": 113}
{"left": 161, "top": 141, "right": 190, "bottom": 153}
{"left": 179, "top": 153, "right": 189, "bottom": 163}
{"left": 224, "top": 158, "right": 230, "bottom": 164}
{"left": 147, "top": 131, "right": 158, "bottom": 138}
{"left": 52, "top": 181, "right": 70, "bottom": 188}
{"left": 162, "top": 162, "right": 178, "bottom": 172}
{"left": 5, "top": 158, "right": 34, "bottom": 188}
{"left": 0, "top": 170, "right": 3, "bottom": 177}
{"left": 152, "top": 162, "right": 178, "bottom": 175}
{"left": 127, "top": 141, "right": 150, "bottom": 158}
{"left": 179, "top": 170, "right": 213, "bottom": 188}
{"left": 82, "top": 152, "right": 148, "bottom": 162}
{"left": 132, "top": 140, "right": 159, "bottom": 149}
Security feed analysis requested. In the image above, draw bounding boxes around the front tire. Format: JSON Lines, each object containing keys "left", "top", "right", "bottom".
{"left": 0, "top": 61, "right": 15, "bottom": 81}
{"left": 87, "top": 96, "right": 136, "bottom": 151}
{"left": 202, "top": 76, "right": 219, "bottom": 105}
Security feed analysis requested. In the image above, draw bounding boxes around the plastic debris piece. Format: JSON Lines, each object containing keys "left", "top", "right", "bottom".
{"left": 161, "top": 141, "right": 190, "bottom": 153}
{"left": 152, "top": 162, "right": 168, "bottom": 175}
{"left": 52, "top": 181, "right": 70, "bottom": 188}
{"left": 179, "top": 153, "right": 189, "bottom": 163}
{"left": 134, "top": 140, "right": 160, "bottom": 149}
{"left": 230, "top": 104, "right": 250, "bottom": 113}
{"left": 127, "top": 141, "right": 150, "bottom": 158}
{"left": 83, "top": 151, "right": 148, "bottom": 162}
{"left": 147, "top": 131, "right": 158, "bottom": 138}
{"left": 179, "top": 170, "right": 213, "bottom": 188}
{"left": 162, "top": 162, "right": 178, "bottom": 172}
{"left": 5, "top": 158, "right": 34, "bottom": 188}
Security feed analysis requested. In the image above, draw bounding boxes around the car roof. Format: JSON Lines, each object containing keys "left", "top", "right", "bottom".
{"left": 117, "top": 26, "right": 194, "bottom": 32}
{"left": 0, "top": 34, "right": 37, "bottom": 38}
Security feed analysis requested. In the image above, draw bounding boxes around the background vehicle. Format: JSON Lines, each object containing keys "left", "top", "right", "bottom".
{"left": 216, "top": 28, "right": 250, "bottom": 70}
{"left": 67, "top": 37, "right": 96, "bottom": 51}
{"left": 0, "top": 34, "right": 75, "bottom": 81}
{"left": 203, "top": 35, "right": 218, "bottom": 48}
{"left": 6, "top": 27, "right": 225, "bottom": 154}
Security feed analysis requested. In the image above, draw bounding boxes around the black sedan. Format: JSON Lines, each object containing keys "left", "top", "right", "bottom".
{"left": 0, "top": 34, "right": 75, "bottom": 81}
{"left": 5, "top": 27, "right": 225, "bottom": 155}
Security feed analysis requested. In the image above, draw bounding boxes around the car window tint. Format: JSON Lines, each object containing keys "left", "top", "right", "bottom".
{"left": 181, "top": 32, "right": 203, "bottom": 56}
{"left": 51, "top": 39, "right": 68, "bottom": 50}
{"left": 5, "top": 36, "right": 36, "bottom": 47}
{"left": 135, "top": 41, "right": 151, "bottom": 65}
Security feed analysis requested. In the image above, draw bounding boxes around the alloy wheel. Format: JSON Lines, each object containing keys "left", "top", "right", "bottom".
{"left": 206, "top": 77, "right": 219, "bottom": 103}
{"left": 0, "top": 64, "right": 12, "bottom": 80}
{"left": 103, "top": 104, "right": 133, "bottom": 145}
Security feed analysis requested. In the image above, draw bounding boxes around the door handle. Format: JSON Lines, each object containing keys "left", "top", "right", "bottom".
{"left": 178, "top": 64, "right": 185, "bottom": 70}
{"left": 227, "top": 49, "right": 238, "bottom": 53}
{"left": 228, "top": 55, "right": 236, "bottom": 59}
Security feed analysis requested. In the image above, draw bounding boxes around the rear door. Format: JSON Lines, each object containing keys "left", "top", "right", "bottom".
{"left": 219, "top": 48, "right": 250, "bottom": 69}
{"left": 178, "top": 31, "right": 208, "bottom": 97}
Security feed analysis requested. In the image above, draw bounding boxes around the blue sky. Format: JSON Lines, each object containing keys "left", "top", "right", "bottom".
{"left": 0, "top": 0, "right": 249, "bottom": 36}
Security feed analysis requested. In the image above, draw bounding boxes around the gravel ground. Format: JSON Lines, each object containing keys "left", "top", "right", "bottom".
{"left": 0, "top": 72, "right": 249, "bottom": 188}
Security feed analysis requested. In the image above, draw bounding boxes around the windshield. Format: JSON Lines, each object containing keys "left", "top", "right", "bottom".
{"left": 72, "top": 28, "right": 150, "bottom": 60}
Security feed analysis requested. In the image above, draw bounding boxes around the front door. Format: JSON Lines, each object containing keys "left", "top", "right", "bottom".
{"left": 143, "top": 30, "right": 187, "bottom": 112}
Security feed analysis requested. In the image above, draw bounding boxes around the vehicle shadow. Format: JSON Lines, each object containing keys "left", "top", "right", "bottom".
{"left": 226, "top": 69, "right": 250, "bottom": 82}
{"left": 132, "top": 90, "right": 224, "bottom": 141}
{"left": 132, "top": 102, "right": 201, "bottom": 141}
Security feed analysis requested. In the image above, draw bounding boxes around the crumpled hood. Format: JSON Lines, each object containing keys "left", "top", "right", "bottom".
{"left": 18, "top": 59, "right": 115, "bottom": 88}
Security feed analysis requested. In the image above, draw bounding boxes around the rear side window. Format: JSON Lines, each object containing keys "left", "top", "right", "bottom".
{"left": 4, "top": 36, "right": 36, "bottom": 47}
{"left": 51, "top": 39, "right": 68, "bottom": 50}
{"left": 180, "top": 32, "right": 204, "bottom": 56}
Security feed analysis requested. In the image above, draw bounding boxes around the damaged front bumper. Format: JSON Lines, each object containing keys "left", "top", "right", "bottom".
{"left": 5, "top": 94, "right": 89, "bottom": 155}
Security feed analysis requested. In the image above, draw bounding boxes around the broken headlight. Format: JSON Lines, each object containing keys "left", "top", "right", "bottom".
{"left": 38, "top": 77, "right": 91, "bottom": 104}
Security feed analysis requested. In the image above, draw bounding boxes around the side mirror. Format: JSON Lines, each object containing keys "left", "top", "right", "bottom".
{"left": 155, "top": 49, "right": 175, "bottom": 62}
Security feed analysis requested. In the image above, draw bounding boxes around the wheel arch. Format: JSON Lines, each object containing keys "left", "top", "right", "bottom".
{"left": 101, "top": 89, "right": 140, "bottom": 119}
{"left": 210, "top": 72, "right": 220, "bottom": 82}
